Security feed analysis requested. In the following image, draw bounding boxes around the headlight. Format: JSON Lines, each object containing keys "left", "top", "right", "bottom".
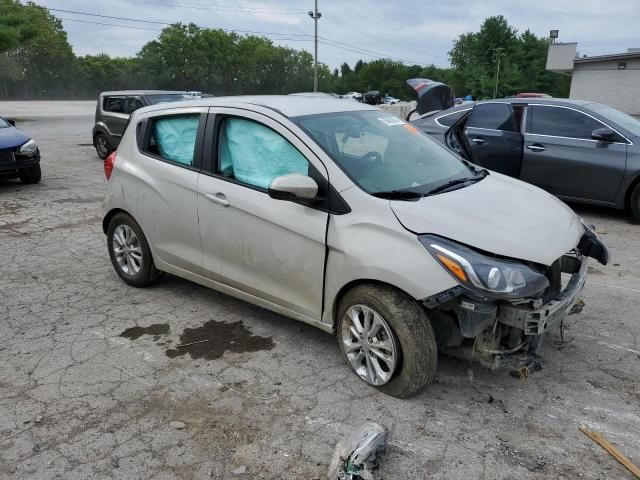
{"left": 419, "top": 234, "right": 549, "bottom": 300}
{"left": 19, "top": 139, "right": 38, "bottom": 156}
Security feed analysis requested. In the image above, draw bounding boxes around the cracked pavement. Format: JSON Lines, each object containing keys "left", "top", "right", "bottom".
{"left": 1, "top": 101, "right": 639, "bottom": 479}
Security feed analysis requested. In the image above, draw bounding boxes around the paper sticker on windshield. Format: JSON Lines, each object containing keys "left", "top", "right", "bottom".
{"left": 377, "top": 116, "right": 405, "bottom": 126}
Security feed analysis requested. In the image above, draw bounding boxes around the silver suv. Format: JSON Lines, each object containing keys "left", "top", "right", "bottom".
{"left": 102, "top": 96, "right": 608, "bottom": 398}
{"left": 92, "top": 90, "right": 193, "bottom": 159}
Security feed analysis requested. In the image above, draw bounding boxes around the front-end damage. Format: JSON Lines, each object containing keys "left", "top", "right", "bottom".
{"left": 422, "top": 227, "right": 608, "bottom": 375}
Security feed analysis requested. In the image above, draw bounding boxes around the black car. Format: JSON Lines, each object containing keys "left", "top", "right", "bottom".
{"left": 0, "top": 116, "right": 41, "bottom": 184}
{"left": 363, "top": 90, "right": 383, "bottom": 105}
{"left": 93, "top": 90, "right": 194, "bottom": 159}
{"left": 410, "top": 93, "right": 640, "bottom": 219}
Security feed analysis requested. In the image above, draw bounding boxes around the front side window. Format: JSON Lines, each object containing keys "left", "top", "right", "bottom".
{"left": 527, "top": 106, "right": 603, "bottom": 140}
{"left": 0, "top": 117, "right": 9, "bottom": 128}
{"left": 218, "top": 118, "right": 309, "bottom": 189}
{"left": 105, "top": 96, "right": 126, "bottom": 114}
{"left": 467, "top": 103, "right": 517, "bottom": 132}
{"left": 144, "top": 114, "right": 200, "bottom": 166}
{"left": 295, "top": 111, "right": 475, "bottom": 195}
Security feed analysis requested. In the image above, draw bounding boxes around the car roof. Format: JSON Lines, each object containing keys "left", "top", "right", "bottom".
{"left": 137, "top": 95, "right": 379, "bottom": 118}
{"left": 486, "top": 97, "right": 594, "bottom": 107}
{"left": 100, "top": 90, "right": 190, "bottom": 96}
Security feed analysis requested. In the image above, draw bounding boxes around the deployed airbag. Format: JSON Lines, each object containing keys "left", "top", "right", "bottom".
{"left": 222, "top": 118, "right": 308, "bottom": 189}
{"left": 153, "top": 115, "right": 199, "bottom": 165}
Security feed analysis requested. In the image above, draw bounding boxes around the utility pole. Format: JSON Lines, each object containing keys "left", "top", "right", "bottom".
{"left": 308, "top": 1, "right": 321, "bottom": 92}
{"left": 493, "top": 47, "right": 505, "bottom": 99}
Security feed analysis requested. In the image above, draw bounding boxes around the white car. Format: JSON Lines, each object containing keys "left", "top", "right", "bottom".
{"left": 342, "top": 92, "right": 363, "bottom": 101}
{"left": 102, "top": 95, "right": 608, "bottom": 398}
{"left": 384, "top": 96, "right": 399, "bottom": 105}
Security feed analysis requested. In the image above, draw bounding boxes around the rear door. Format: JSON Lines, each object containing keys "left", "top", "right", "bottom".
{"left": 464, "top": 102, "right": 523, "bottom": 178}
{"left": 520, "top": 105, "right": 627, "bottom": 202}
{"left": 133, "top": 107, "right": 208, "bottom": 274}
{"left": 102, "top": 96, "right": 129, "bottom": 144}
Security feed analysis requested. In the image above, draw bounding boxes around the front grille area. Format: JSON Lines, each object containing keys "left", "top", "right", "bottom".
{"left": 0, "top": 150, "right": 16, "bottom": 164}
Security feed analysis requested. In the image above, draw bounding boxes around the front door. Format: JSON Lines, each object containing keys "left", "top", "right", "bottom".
{"left": 197, "top": 109, "right": 329, "bottom": 320}
{"left": 520, "top": 105, "right": 627, "bottom": 203}
{"left": 464, "top": 102, "right": 523, "bottom": 178}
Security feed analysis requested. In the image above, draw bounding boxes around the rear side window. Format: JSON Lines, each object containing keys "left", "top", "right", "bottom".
{"left": 218, "top": 118, "right": 308, "bottom": 189}
{"left": 437, "top": 109, "right": 469, "bottom": 127}
{"left": 104, "top": 96, "right": 126, "bottom": 114}
{"left": 467, "top": 103, "right": 517, "bottom": 132}
{"left": 143, "top": 114, "right": 200, "bottom": 166}
{"left": 128, "top": 97, "right": 144, "bottom": 113}
{"left": 527, "top": 105, "right": 607, "bottom": 140}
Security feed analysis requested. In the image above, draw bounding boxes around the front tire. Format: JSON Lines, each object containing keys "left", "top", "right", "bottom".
{"left": 19, "top": 163, "right": 41, "bottom": 184}
{"left": 107, "top": 213, "right": 161, "bottom": 288}
{"left": 630, "top": 183, "right": 640, "bottom": 222}
{"left": 337, "top": 284, "right": 438, "bottom": 398}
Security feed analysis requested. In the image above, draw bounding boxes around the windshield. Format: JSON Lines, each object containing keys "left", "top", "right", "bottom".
{"left": 295, "top": 110, "right": 478, "bottom": 195}
{"left": 589, "top": 103, "right": 640, "bottom": 137}
{"left": 0, "top": 117, "right": 9, "bottom": 128}
{"left": 145, "top": 94, "right": 191, "bottom": 105}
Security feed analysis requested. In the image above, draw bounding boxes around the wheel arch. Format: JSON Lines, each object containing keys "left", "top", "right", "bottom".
{"left": 331, "top": 279, "right": 420, "bottom": 333}
{"left": 624, "top": 173, "right": 640, "bottom": 210}
{"left": 103, "top": 208, "right": 131, "bottom": 234}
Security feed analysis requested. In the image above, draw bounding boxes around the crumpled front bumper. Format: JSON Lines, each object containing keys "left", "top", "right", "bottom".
{"left": 498, "top": 255, "right": 588, "bottom": 335}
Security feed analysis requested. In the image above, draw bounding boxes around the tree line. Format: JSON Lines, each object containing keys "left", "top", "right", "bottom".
{"left": 0, "top": 1, "right": 569, "bottom": 101}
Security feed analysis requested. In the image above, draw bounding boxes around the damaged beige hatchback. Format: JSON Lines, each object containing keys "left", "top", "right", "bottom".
{"left": 102, "top": 96, "right": 608, "bottom": 398}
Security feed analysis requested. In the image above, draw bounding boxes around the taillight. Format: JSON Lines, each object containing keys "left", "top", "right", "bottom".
{"left": 104, "top": 151, "right": 117, "bottom": 180}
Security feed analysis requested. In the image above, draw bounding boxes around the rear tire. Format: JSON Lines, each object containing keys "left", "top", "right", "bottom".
{"left": 19, "top": 163, "right": 41, "bottom": 184}
{"left": 107, "top": 213, "right": 161, "bottom": 288}
{"left": 95, "top": 133, "right": 113, "bottom": 160}
{"left": 630, "top": 183, "right": 640, "bottom": 222}
{"left": 337, "top": 284, "right": 438, "bottom": 398}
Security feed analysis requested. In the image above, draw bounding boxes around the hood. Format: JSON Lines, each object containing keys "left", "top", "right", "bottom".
{"left": 390, "top": 173, "right": 584, "bottom": 266}
{"left": 0, "top": 126, "right": 30, "bottom": 150}
{"left": 406, "top": 78, "right": 455, "bottom": 115}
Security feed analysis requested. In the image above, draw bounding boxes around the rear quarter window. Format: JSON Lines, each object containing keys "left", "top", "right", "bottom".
{"left": 104, "top": 96, "right": 126, "bottom": 114}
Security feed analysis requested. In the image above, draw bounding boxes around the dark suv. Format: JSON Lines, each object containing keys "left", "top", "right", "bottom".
{"left": 92, "top": 91, "right": 193, "bottom": 158}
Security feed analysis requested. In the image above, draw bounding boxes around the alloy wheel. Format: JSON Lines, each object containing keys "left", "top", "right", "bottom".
{"left": 341, "top": 304, "right": 398, "bottom": 386}
{"left": 112, "top": 224, "right": 143, "bottom": 275}
{"left": 96, "top": 135, "right": 108, "bottom": 157}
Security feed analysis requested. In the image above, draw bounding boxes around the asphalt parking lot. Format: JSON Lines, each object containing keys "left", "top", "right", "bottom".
{"left": 1, "top": 101, "right": 639, "bottom": 480}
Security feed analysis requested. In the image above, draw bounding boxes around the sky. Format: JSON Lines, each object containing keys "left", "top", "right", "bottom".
{"left": 36, "top": 0, "right": 640, "bottom": 69}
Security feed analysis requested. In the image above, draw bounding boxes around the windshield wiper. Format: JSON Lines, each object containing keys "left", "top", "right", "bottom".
{"left": 425, "top": 170, "right": 488, "bottom": 196}
{"left": 372, "top": 190, "right": 423, "bottom": 200}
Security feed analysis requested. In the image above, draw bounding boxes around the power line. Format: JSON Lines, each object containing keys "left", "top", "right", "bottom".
{"left": 46, "top": 7, "right": 314, "bottom": 38}
{"left": 44, "top": 5, "right": 428, "bottom": 66}
{"left": 124, "top": 0, "right": 309, "bottom": 15}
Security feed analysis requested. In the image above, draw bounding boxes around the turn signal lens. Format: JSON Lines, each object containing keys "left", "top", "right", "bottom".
{"left": 436, "top": 254, "right": 467, "bottom": 282}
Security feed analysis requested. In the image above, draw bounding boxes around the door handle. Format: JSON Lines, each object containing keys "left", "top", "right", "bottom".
{"left": 471, "top": 138, "right": 486, "bottom": 145}
{"left": 526, "top": 144, "right": 546, "bottom": 152}
{"left": 204, "top": 193, "right": 229, "bottom": 207}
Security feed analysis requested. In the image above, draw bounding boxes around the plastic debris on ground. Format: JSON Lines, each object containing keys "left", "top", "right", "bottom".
{"left": 327, "top": 422, "right": 388, "bottom": 480}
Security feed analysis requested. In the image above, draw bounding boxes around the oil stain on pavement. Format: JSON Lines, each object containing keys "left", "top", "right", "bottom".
{"left": 165, "top": 320, "right": 274, "bottom": 360}
{"left": 120, "top": 323, "right": 170, "bottom": 340}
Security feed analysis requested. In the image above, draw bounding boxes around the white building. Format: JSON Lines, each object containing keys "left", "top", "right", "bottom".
{"left": 547, "top": 43, "right": 640, "bottom": 117}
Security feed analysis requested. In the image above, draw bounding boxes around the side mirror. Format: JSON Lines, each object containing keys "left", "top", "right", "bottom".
{"left": 592, "top": 128, "right": 615, "bottom": 142}
{"left": 7, "top": 119, "right": 16, "bottom": 127}
{"left": 268, "top": 173, "right": 318, "bottom": 201}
